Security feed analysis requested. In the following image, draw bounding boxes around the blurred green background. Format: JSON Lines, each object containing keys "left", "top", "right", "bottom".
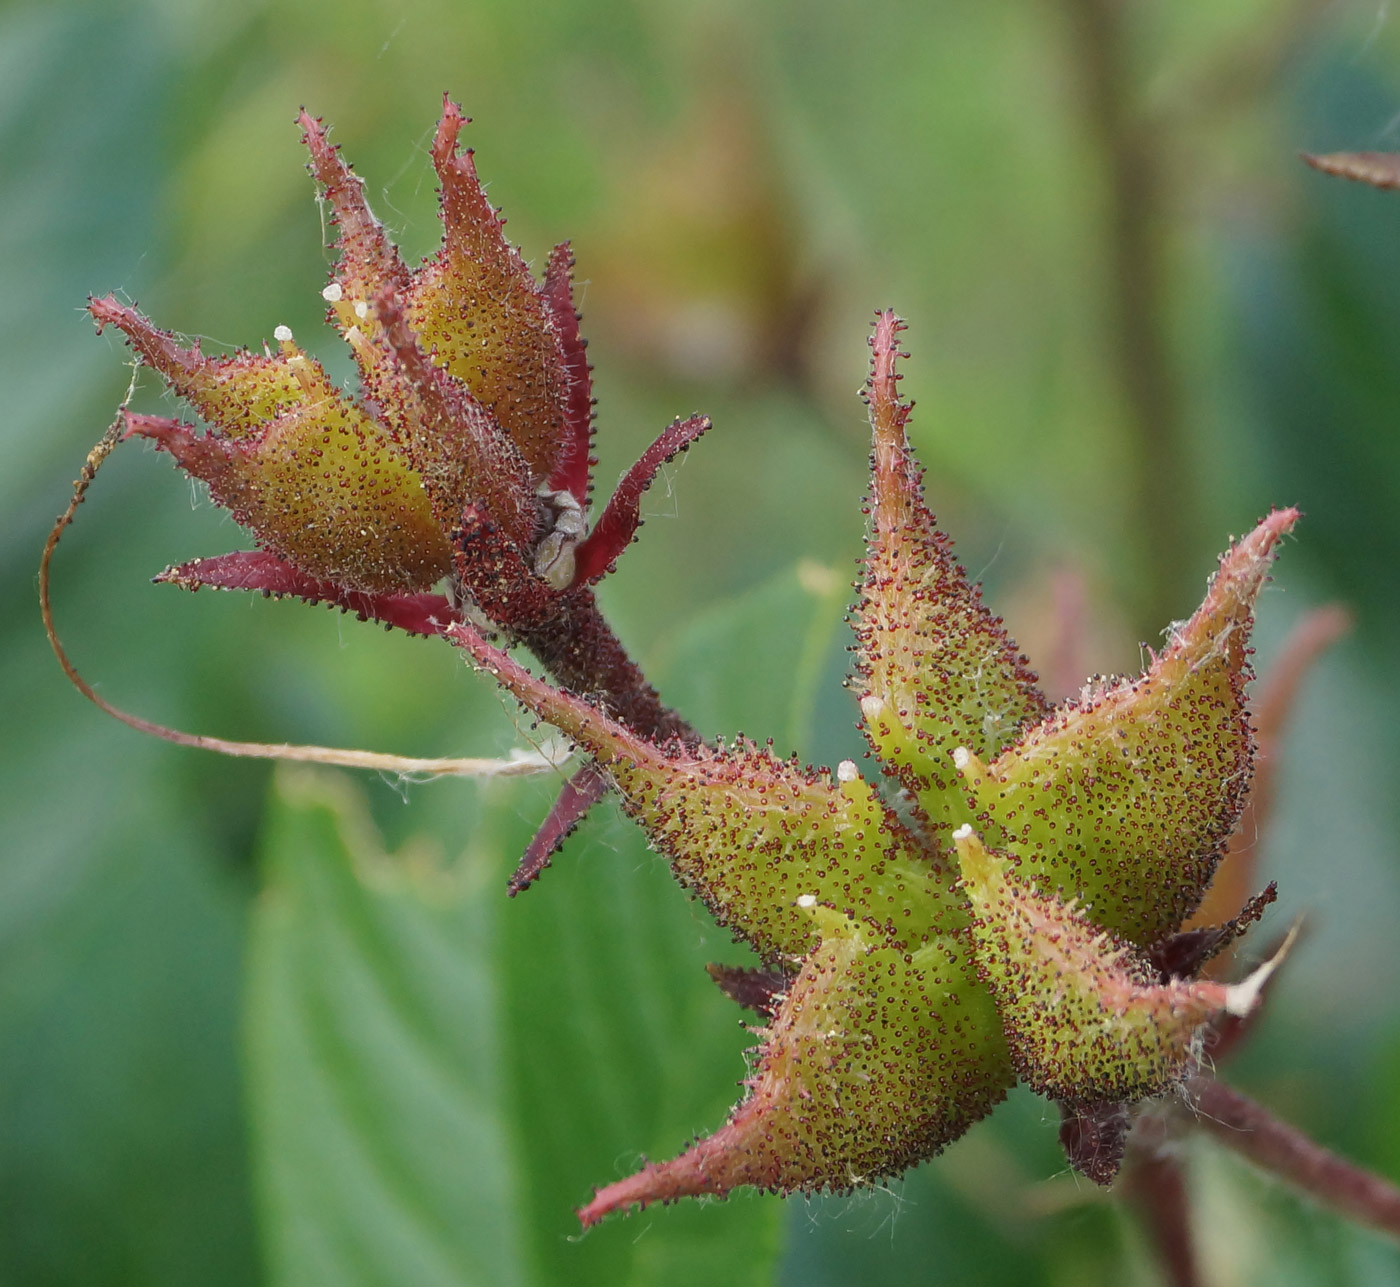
{"left": 5, "top": 0, "right": 1400, "bottom": 1282}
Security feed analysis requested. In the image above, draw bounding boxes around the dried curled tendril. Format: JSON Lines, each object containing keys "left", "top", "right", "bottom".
{"left": 39, "top": 411, "right": 563, "bottom": 782}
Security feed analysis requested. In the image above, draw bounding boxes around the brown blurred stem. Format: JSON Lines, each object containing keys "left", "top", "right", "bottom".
{"left": 1058, "top": 0, "right": 1191, "bottom": 635}
{"left": 1152, "top": 0, "right": 1335, "bottom": 128}
{"left": 1057, "top": 0, "right": 1331, "bottom": 635}
{"left": 1190, "top": 1078, "right": 1400, "bottom": 1240}
{"left": 1124, "top": 1146, "right": 1201, "bottom": 1287}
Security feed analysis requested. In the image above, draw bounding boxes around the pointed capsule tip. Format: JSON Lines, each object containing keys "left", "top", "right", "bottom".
{"left": 1223, "top": 922, "right": 1300, "bottom": 1016}
{"left": 1259, "top": 506, "right": 1301, "bottom": 543}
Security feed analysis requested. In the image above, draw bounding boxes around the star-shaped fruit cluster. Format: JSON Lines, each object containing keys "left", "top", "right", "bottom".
{"left": 450, "top": 312, "right": 1294, "bottom": 1224}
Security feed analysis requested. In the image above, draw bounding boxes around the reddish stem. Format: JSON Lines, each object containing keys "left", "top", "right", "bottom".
{"left": 1125, "top": 1148, "right": 1202, "bottom": 1287}
{"left": 1192, "top": 1079, "right": 1400, "bottom": 1239}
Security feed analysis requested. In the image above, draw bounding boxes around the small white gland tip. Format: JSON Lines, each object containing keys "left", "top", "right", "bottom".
{"left": 273, "top": 324, "right": 294, "bottom": 343}
{"left": 353, "top": 300, "right": 369, "bottom": 319}
{"left": 836, "top": 760, "right": 858, "bottom": 783}
{"left": 796, "top": 894, "right": 817, "bottom": 909}
{"left": 859, "top": 695, "right": 883, "bottom": 720}
{"left": 321, "top": 282, "right": 343, "bottom": 302}
{"left": 952, "top": 746, "right": 970, "bottom": 770}
{"left": 952, "top": 824, "right": 974, "bottom": 842}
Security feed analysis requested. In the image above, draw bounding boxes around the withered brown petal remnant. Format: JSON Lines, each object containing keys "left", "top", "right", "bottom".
{"left": 1303, "top": 150, "right": 1400, "bottom": 190}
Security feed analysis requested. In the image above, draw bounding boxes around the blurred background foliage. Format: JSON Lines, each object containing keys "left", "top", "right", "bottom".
{"left": 4, "top": 0, "right": 1400, "bottom": 1282}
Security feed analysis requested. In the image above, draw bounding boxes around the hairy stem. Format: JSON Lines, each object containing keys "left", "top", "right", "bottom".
{"left": 1192, "top": 1078, "right": 1400, "bottom": 1240}
{"left": 1125, "top": 1147, "right": 1202, "bottom": 1287}
{"left": 516, "top": 590, "right": 692, "bottom": 743}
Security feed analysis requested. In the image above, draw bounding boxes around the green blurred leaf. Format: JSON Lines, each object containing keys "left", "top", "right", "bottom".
{"left": 0, "top": 732, "right": 257, "bottom": 1287}
{"left": 246, "top": 757, "right": 784, "bottom": 1286}
{"left": 246, "top": 768, "right": 529, "bottom": 1287}
{"left": 651, "top": 558, "right": 850, "bottom": 754}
